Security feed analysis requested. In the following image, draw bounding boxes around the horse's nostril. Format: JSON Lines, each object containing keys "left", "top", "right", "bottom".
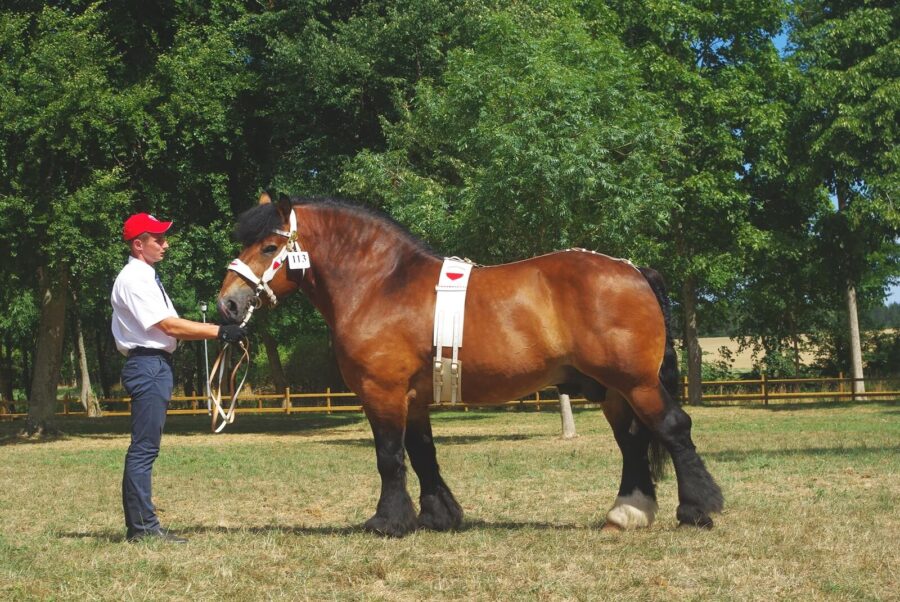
{"left": 226, "top": 299, "right": 238, "bottom": 316}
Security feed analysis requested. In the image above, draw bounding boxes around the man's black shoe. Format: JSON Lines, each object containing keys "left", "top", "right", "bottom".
{"left": 127, "top": 528, "right": 188, "bottom": 544}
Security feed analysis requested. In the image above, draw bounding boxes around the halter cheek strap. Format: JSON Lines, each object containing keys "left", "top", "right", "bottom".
{"left": 228, "top": 252, "right": 287, "bottom": 305}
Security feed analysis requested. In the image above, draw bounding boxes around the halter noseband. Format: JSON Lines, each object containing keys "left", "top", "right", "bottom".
{"left": 227, "top": 209, "right": 304, "bottom": 310}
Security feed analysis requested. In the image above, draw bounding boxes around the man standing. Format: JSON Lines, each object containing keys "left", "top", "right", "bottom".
{"left": 111, "top": 212, "right": 246, "bottom": 543}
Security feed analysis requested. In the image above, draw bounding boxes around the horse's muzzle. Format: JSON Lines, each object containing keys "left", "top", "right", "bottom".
{"left": 217, "top": 297, "right": 243, "bottom": 324}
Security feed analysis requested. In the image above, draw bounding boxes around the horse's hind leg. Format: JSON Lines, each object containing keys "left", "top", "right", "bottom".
{"left": 600, "top": 390, "right": 658, "bottom": 530}
{"left": 362, "top": 391, "right": 418, "bottom": 537}
{"left": 560, "top": 377, "right": 657, "bottom": 529}
{"left": 626, "top": 383, "right": 723, "bottom": 528}
{"left": 405, "top": 402, "right": 463, "bottom": 531}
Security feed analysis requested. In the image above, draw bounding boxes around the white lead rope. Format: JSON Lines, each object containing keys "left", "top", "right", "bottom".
{"left": 206, "top": 306, "right": 255, "bottom": 433}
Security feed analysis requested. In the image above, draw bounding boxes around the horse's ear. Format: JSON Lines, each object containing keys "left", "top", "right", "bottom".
{"left": 276, "top": 193, "right": 292, "bottom": 221}
{"left": 258, "top": 192, "right": 271, "bottom": 205}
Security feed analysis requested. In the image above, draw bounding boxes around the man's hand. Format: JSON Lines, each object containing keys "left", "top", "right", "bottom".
{"left": 218, "top": 324, "right": 248, "bottom": 344}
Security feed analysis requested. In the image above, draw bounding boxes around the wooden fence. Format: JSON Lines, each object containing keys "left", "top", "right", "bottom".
{"left": 684, "top": 373, "right": 900, "bottom": 405}
{"left": 1, "top": 375, "right": 898, "bottom": 419}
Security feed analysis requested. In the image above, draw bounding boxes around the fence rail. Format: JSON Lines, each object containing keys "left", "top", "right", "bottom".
{"left": 1, "top": 375, "right": 898, "bottom": 419}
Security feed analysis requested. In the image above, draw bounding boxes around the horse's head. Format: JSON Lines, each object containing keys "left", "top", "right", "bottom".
{"left": 217, "top": 193, "right": 304, "bottom": 323}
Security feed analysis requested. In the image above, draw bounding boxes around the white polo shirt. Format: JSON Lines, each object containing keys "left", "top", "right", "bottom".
{"left": 111, "top": 257, "right": 179, "bottom": 355}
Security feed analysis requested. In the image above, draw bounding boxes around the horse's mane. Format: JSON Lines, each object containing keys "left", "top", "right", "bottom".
{"left": 234, "top": 196, "right": 439, "bottom": 258}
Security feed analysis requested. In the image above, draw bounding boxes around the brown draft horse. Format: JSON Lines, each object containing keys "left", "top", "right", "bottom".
{"left": 217, "top": 195, "right": 723, "bottom": 536}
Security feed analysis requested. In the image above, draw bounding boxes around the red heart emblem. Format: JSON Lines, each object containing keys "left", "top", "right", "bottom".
{"left": 446, "top": 272, "right": 463, "bottom": 281}
{"left": 273, "top": 261, "right": 281, "bottom": 270}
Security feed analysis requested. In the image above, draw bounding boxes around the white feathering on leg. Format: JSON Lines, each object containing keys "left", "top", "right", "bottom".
{"left": 605, "top": 489, "right": 658, "bottom": 530}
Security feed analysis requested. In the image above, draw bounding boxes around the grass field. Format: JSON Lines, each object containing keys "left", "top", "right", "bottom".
{"left": 1, "top": 402, "right": 897, "bottom": 601}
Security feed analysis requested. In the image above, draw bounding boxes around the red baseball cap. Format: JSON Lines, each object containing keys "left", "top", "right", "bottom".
{"left": 123, "top": 213, "right": 173, "bottom": 241}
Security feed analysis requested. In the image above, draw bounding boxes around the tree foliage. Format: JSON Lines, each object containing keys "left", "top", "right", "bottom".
{"left": 0, "top": 0, "right": 897, "bottom": 424}
{"left": 342, "top": 3, "right": 677, "bottom": 262}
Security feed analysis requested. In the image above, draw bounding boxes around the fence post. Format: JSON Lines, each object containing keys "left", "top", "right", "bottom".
{"left": 682, "top": 376, "right": 688, "bottom": 404}
{"left": 535, "top": 391, "right": 540, "bottom": 411}
{"left": 63, "top": 392, "right": 70, "bottom": 415}
{"left": 838, "top": 371, "right": 844, "bottom": 401}
{"left": 558, "top": 392, "right": 577, "bottom": 439}
{"left": 762, "top": 373, "right": 768, "bottom": 406}
{"left": 326, "top": 387, "right": 332, "bottom": 414}
{"left": 284, "top": 387, "right": 291, "bottom": 414}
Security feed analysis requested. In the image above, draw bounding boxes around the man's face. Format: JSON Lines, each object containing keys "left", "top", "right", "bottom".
{"left": 134, "top": 233, "right": 169, "bottom": 264}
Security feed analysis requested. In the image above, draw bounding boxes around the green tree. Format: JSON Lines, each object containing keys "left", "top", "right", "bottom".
{"left": 0, "top": 7, "right": 135, "bottom": 434}
{"left": 606, "top": 0, "right": 789, "bottom": 403}
{"left": 341, "top": 3, "right": 676, "bottom": 262}
{"left": 0, "top": 3, "right": 271, "bottom": 433}
{"left": 789, "top": 0, "right": 900, "bottom": 394}
{"left": 265, "top": 0, "right": 484, "bottom": 194}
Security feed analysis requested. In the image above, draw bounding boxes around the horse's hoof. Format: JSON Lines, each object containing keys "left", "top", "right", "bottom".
{"left": 676, "top": 505, "right": 715, "bottom": 529}
{"left": 601, "top": 521, "right": 624, "bottom": 533}
{"left": 418, "top": 490, "right": 464, "bottom": 531}
{"left": 364, "top": 514, "right": 417, "bottom": 538}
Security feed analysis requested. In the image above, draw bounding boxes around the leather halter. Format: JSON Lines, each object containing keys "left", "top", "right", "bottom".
{"left": 226, "top": 209, "right": 302, "bottom": 308}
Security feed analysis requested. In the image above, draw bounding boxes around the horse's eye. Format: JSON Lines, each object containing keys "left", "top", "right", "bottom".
{"left": 262, "top": 244, "right": 278, "bottom": 254}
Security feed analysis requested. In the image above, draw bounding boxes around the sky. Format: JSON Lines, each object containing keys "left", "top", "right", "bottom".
{"left": 888, "top": 285, "right": 900, "bottom": 305}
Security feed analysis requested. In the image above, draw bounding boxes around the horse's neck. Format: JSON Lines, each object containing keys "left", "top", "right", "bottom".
{"left": 298, "top": 207, "right": 438, "bottom": 326}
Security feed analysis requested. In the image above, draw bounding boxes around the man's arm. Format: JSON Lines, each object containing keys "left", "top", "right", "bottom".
{"left": 155, "top": 317, "right": 220, "bottom": 340}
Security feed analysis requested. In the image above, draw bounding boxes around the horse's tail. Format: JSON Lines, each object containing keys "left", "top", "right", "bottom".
{"left": 638, "top": 266, "right": 678, "bottom": 482}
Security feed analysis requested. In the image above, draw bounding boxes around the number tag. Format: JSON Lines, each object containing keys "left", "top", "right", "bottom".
{"left": 287, "top": 251, "right": 310, "bottom": 270}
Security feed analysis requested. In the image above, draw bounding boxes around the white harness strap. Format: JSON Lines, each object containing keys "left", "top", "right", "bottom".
{"left": 433, "top": 258, "right": 474, "bottom": 403}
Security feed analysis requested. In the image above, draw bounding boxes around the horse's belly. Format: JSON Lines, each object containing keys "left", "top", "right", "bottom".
{"left": 452, "top": 364, "right": 569, "bottom": 404}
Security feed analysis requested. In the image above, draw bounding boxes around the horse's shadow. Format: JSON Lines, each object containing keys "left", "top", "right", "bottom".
{"left": 0, "top": 413, "right": 369, "bottom": 445}
{"left": 705, "top": 444, "right": 900, "bottom": 462}
{"left": 325, "top": 433, "right": 541, "bottom": 448}
{"left": 0, "top": 411, "right": 528, "bottom": 446}
{"left": 59, "top": 518, "right": 595, "bottom": 543}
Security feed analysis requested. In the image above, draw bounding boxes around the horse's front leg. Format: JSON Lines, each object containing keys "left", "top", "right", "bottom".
{"left": 361, "top": 387, "right": 418, "bottom": 537}
{"left": 405, "top": 401, "right": 463, "bottom": 531}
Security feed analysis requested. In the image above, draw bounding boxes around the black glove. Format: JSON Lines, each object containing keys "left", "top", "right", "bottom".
{"left": 218, "top": 324, "right": 248, "bottom": 344}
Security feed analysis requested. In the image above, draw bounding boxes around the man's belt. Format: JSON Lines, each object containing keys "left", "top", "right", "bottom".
{"left": 128, "top": 347, "right": 173, "bottom": 362}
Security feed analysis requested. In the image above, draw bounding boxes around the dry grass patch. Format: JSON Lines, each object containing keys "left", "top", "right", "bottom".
{"left": 1, "top": 403, "right": 897, "bottom": 600}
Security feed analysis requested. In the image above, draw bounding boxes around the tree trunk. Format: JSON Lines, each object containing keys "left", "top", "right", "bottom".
{"left": 193, "top": 342, "right": 204, "bottom": 409}
{"left": 837, "top": 184, "right": 866, "bottom": 398}
{"left": 260, "top": 330, "right": 288, "bottom": 392}
{"left": 25, "top": 265, "right": 69, "bottom": 436}
{"left": 558, "top": 392, "right": 577, "bottom": 439}
{"left": 181, "top": 349, "right": 196, "bottom": 397}
{"left": 68, "top": 347, "right": 77, "bottom": 388}
{"left": 22, "top": 347, "right": 33, "bottom": 401}
{"left": 72, "top": 296, "right": 101, "bottom": 417}
{"left": 845, "top": 283, "right": 866, "bottom": 397}
{"left": 681, "top": 277, "right": 703, "bottom": 405}
{"left": 95, "top": 329, "right": 112, "bottom": 399}
{"left": 0, "top": 341, "right": 9, "bottom": 414}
